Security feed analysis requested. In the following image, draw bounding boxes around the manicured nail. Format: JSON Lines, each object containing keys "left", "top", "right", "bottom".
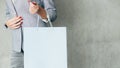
{"left": 30, "top": 2, "right": 35, "bottom": 7}
{"left": 32, "top": 2, "right": 37, "bottom": 5}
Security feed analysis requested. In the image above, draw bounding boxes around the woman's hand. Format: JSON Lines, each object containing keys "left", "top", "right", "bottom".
{"left": 29, "top": 2, "right": 47, "bottom": 19}
{"left": 29, "top": 2, "right": 39, "bottom": 14}
{"left": 5, "top": 16, "right": 23, "bottom": 29}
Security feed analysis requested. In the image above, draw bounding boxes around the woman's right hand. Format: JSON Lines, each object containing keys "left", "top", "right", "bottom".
{"left": 5, "top": 16, "right": 23, "bottom": 29}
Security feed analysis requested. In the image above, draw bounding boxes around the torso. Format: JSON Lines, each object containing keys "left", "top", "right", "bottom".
{"left": 9, "top": 0, "right": 45, "bottom": 27}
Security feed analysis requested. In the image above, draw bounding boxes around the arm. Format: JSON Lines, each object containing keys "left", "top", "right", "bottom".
{"left": 4, "top": 1, "right": 11, "bottom": 28}
{"left": 5, "top": 1, "right": 23, "bottom": 29}
{"left": 29, "top": 0, "right": 57, "bottom": 22}
{"left": 42, "top": 0, "right": 57, "bottom": 22}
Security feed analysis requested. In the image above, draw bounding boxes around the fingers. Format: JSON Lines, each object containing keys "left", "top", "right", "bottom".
{"left": 6, "top": 16, "right": 23, "bottom": 29}
{"left": 11, "top": 16, "right": 21, "bottom": 21}
{"left": 29, "top": 2, "right": 39, "bottom": 14}
{"left": 11, "top": 20, "right": 23, "bottom": 29}
{"left": 14, "top": 17, "right": 23, "bottom": 24}
{"left": 30, "top": 2, "right": 38, "bottom": 9}
{"left": 11, "top": 25, "right": 21, "bottom": 29}
{"left": 12, "top": 20, "right": 23, "bottom": 27}
{"left": 30, "top": 2, "right": 37, "bottom": 7}
{"left": 10, "top": 16, "right": 23, "bottom": 26}
{"left": 30, "top": 2, "right": 37, "bottom": 5}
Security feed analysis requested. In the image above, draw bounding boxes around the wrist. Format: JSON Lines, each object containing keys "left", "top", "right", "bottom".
{"left": 5, "top": 23, "right": 8, "bottom": 28}
{"left": 37, "top": 7, "right": 47, "bottom": 19}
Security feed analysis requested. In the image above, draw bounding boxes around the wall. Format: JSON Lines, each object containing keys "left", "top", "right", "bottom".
{"left": 1, "top": 0, "right": 120, "bottom": 68}
{"left": 54, "top": 0, "right": 120, "bottom": 68}
{"left": 0, "top": 0, "right": 11, "bottom": 68}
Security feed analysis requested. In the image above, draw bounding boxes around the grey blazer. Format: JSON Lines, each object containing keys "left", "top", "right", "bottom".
{"left": 5, "top": 0, "right": 57, "bottom": 52}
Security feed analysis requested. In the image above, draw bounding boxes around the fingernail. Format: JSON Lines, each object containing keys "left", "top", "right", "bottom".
{"left": 19, "top": 17, "right": 22, "bottom": 19}
{"left": 30, "top": 2, "right": 34, "bottom": 7}
{"left": 32, "top": 2, "right": 36, "bottom": 5}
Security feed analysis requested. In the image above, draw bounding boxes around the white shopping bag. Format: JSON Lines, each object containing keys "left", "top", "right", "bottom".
{"left": 23, "top": 27, "right": 67, "bottom": 68}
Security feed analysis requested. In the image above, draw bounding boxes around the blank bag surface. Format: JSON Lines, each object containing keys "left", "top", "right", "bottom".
{"left": 23, "top": 27, "right": 67, "bottom": 68}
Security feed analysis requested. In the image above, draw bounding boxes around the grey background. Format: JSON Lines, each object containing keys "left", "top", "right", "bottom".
{"left": 1, "top": 0, "right": 120, "bottom": 68}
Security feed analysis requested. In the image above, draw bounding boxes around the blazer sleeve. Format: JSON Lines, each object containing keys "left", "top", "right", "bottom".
{"left": 4, "top": 1, "right": 11, "bottom": 29}
{"left": 5, "top": 1, "right": 11, "bottom": 21}
{"left": 42, "top": 0, "right": 57, "bottom": 22}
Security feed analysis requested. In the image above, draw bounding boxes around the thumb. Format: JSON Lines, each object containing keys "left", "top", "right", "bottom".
{"left": 32, "top": 1, "right": 37, "bottom": 5}
{"left": 30, "top": 2, "right": 35, "bottom": 7}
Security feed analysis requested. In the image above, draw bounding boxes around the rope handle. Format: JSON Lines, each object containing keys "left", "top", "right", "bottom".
{"left": 47, "top": 13, "right": 53, "bottom": 27}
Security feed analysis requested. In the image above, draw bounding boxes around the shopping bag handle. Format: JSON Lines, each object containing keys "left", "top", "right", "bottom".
{"left": 11, "top": 0, "right": 18, "bottom": 16}
{"left": 47, "top": 14, "right": 53, "bottom": 27}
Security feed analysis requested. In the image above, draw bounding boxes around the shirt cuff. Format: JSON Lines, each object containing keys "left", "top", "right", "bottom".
{"left": 41, "top": 18, "right": 49, "bottom": 23}
{"left": 41, "top": 13, "right": 50, "bottom": 23}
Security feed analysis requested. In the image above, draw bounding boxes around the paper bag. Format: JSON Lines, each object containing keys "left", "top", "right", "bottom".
{"left": 23, "top": 27, "right": 67, "bottom": 68}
